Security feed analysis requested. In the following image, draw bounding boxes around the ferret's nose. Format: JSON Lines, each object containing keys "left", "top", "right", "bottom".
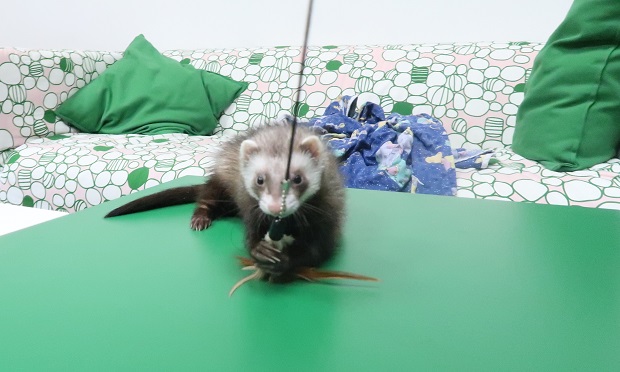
{"left": 267, "top": 201, "right": 281, "bottom": 215}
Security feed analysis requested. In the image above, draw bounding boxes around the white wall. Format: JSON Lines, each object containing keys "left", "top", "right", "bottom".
{"left": 1, "top": 0, "right": 572, "bottom": 51}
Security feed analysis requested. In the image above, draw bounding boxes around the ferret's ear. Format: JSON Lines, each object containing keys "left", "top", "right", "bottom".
{"left": 240, "top": 140, "right": 259, "bottom": 162}
{"left": 300, "top": 136, "right": 323, "bottom": 159}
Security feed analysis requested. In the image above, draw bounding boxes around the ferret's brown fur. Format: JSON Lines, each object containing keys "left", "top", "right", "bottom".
{"left": 106, "top": 123, "right": 345, "bottom": 280}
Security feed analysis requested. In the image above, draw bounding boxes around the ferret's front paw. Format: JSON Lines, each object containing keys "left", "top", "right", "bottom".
{"left": 250, "top": 241, "right": 290, "bottom": 274}
{"left": 190, "top": 211, "right": 212, "bottom": 231}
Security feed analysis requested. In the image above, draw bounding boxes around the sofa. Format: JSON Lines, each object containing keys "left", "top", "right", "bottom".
{"left": 1, "top": 40, "right": 619, "bottom": 213}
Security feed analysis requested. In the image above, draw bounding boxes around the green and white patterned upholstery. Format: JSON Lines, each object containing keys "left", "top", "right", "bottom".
{"left": 1, "top": 42, "right": 619, "bottom": 212}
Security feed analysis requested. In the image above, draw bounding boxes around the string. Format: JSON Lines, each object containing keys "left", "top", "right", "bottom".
{"left": 284, "top": 0, "right": 314, "bottom": 181}
{"left": 270, "top": 0, "right": 314, "bottom": 236}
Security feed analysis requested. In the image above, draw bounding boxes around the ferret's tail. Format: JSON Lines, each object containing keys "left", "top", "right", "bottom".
{"left": 105, "top": 185, "right": 201, "bottom": 218}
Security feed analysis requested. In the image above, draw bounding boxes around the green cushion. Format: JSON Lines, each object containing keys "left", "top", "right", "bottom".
{"left": 512, "top": 0, "right": 620, "bottom": 171}
{"left": 55, "top": 35, "right": 247, "bottom": 135}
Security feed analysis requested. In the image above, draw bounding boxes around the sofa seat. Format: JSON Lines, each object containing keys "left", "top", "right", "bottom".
{"left": 2, "top": 133, "right": 619, "bottom": 212}
{"left": 457, "top": 148, "right": 620, "bottom": 209}
{"left": 0, "top": 133, "right": 220, "bottom": 212}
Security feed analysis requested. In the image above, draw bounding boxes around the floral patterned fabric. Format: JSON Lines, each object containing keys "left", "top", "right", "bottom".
{"left": 1, "top": 42, "right": 619, "bottom": 211}
{"left": 308, "top": 97, "right": 460, "bottom": 195}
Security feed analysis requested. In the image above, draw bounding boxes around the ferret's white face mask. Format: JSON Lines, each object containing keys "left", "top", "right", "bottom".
{"left": 239, "top": 136, "right": 324, "bottom": 217}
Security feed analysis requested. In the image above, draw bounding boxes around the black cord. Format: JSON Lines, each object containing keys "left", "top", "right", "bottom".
{"left": 285, "top": 0, "right": 314, "bottom": 181}
{"left": 270, "top": 0, "right": 314, "bottom": 241}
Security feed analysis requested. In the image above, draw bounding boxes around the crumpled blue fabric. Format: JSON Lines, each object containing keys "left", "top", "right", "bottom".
{"left": 306, "top": 96, "right": 493, "bottom": 196}
{"left": 452, "top": 147, "right": 495, "bottom": 169}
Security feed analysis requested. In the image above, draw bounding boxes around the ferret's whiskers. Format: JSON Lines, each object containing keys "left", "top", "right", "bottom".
{"left": 300, "top": 203, "right": 329, "bottom": 217}
{"left": 295, "top": 211, "right": 310, "bottom": 228}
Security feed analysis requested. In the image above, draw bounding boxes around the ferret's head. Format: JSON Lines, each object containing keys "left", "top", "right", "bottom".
{"left": 239, "top": 134, "right": 325, "bottom": 217}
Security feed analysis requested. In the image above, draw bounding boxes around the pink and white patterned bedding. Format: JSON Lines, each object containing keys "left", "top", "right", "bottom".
{"left": 1, "top": 42, "right": 619, "bottom": 212}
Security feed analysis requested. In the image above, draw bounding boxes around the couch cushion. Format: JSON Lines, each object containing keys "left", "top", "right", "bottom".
{"left": 513, "top": 0, "right": 620, "bottom": 171}
{"left": 0, "top": 133, "right": 221, "bottom": 212}
{"left": 163, "top": 42, "right": 543, "bottom": 150}
{"left": 2, "top": 135, "right": 619, "bottom": 212}
{"left": 0, "top": 48, "right": 122, "bottom": 152}
{"left": 3, "top": 41, "right": 542, "bottom": 153}
{"left": 457, "top": 147, "right": 620, "bottom": 210}
{"left": 55, "top": 35, "right": 248, "bottom": 136}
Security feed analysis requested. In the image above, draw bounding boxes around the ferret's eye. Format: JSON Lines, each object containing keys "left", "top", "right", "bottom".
{"left": 292, "top": 175, "right": 303, "bottom": 185}
{"left": 256, "top": 176, "right": 264, "bottom": 186}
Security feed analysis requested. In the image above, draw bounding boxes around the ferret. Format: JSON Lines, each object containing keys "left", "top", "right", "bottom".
{"left": 105, "top": 123, "right": 345, "bottom": 281}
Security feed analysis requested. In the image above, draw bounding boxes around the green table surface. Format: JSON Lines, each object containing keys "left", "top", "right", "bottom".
{"left": 1, "top": 176, "right": 619, "bottom": 371}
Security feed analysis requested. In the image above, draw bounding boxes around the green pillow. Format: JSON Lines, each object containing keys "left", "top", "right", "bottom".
{"left": 55, "top": 34, "right": 248, "bottom": 135}
{"left": 512, "top": 0, "right": 620, "bottom": 171}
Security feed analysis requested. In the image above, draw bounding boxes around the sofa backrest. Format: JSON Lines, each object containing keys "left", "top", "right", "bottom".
{"left": 167, "top": 42, "right": 541, "bottom": 151}
{"left": 0, "top": 42, "right": 541, "bottom": 154}
{"left": 0, "top": 48, "right": 123, "bottom": 153}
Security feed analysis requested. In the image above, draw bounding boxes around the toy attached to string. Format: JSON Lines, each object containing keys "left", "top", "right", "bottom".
{"left": 229, "top": 0, "right": 378, "bottom": 296}
{"left": 267, "top": 174, "right": 292, "bottom": 242}
{"left": 266, "top": 0, "right": 312, "bottom": 245}
{"left": 230, "top": 257, "right": 379, "bottom": 296}
{"left": 102, "top": 0, "right": 374, "bottom": 295}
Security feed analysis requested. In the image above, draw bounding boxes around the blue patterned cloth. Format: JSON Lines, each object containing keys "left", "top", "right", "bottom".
{"left": 306, "top": 96, "right": 493, "bottom": 196}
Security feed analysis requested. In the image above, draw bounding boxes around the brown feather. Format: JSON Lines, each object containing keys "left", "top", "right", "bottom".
{"left": 295, "top": 267, "right": 379, "bottom": 282}
{"left": 234, "top": 256, "right": 379, "bottom": 283}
